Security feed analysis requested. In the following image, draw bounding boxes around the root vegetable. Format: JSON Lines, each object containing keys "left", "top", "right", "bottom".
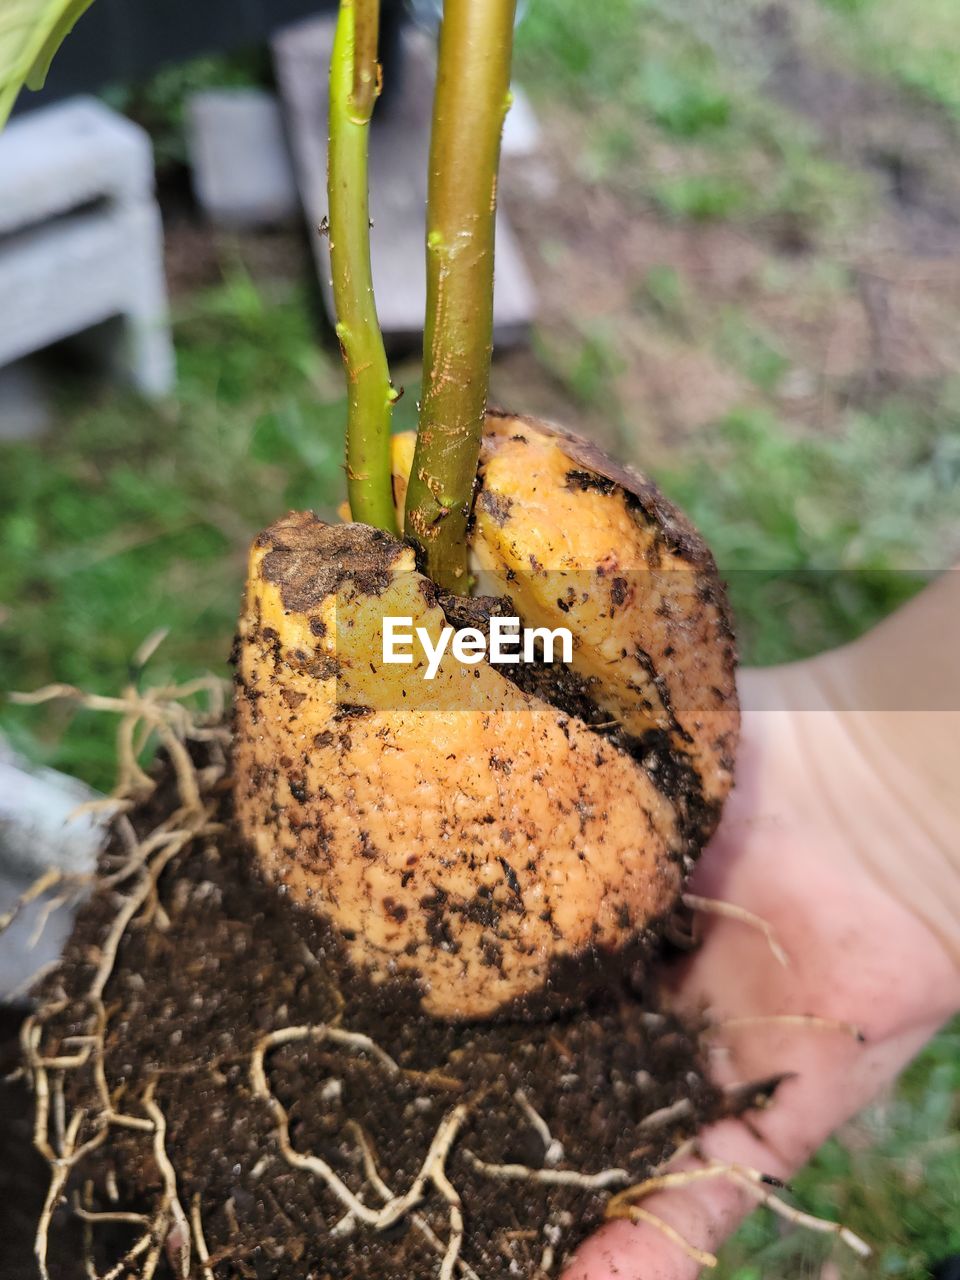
{"left": 233, "top": 414, "right": 738, "bottom": 1019}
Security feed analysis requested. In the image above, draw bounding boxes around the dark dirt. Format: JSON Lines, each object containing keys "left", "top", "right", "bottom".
{"left": 0, "top": 1007, "right": 85, "bottom": 1280}
{"left": 14, "top": 744, "right": 734, "bottom": 1280}
{"left": 258, "top": 512, "right": 399, "bottom": 611}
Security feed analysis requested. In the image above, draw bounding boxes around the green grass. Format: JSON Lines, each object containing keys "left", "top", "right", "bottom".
{"left": 533, "top": 323, "right": 627, "bottom": 420}
{"left": 658, "top": 398, "right": 960, "bottom": 663}
{"left": 515, "top": 0, "right": 869, "bottom": 237}
{"left": 815, "top": 0, "right": 960, "bottom": 121}
{"left": 635, "top": 264, "right": 691, "bottom": 331}
{"left": 0, "top": 277, "right": 419, "bottom": 788}
{"left": 713, "top": 311, "right": 792, "bottom": 394}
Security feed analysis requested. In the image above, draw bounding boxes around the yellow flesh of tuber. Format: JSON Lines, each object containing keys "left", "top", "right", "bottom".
{"left": 233, "top": 415, "right": 738, "bottom": 1019}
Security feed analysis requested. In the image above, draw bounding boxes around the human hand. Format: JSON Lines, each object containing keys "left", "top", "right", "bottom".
{"left": 565, "top": 622, "right": 960, "bottom": 1279}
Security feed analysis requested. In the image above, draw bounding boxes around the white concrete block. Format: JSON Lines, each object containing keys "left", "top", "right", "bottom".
{"left": 0, "top": 758, "right": 102, "bottom": 881}
{"left": 0, "top": 200, "right": 175, "bottom": 396}
{"left": 0, "top": 742, "right": 102, "bottom": 999}
{"left": 187, "top": 88, "right": 299, "bottom": 228}
{"left": 0, "top": 97, "right": 155, "bottom": 236}
{"left": 0, "top": 95, "right": 175, "bottom": 398}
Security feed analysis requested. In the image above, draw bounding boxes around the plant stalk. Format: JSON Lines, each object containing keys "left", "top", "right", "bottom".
{"left": 404, "top": 0, "right": 517, "bottom": 588}
{"left": 328, "top": 0, "right": 398, "bottom": 533}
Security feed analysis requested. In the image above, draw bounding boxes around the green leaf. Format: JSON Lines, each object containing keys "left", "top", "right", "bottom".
{"left": 0, "top": 0, "right": 95, "bottom": 128}
{"left": 25, "top": 0, "right": 94, "bottom": 89}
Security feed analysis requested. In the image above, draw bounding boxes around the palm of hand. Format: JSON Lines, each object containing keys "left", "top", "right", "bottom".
{"left": 565, "top": 668, "right": 960, "bottom": 1279}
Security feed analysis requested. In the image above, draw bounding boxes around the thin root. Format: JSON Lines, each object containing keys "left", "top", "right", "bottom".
{"left": 100, "top": 1225, "right": 158, "bottom": 1280}
{"left": 16, "top": 682, "right": 228, "bottom": 1279}
{"left": 191, "top": 1193, "right": 216, "bottom": 1280}
{"left": 682, "top": 894, "right": 789, "bottom": 967}
{"left": 606, "top": 1155, "right": 871, "bottom": 1260}
{"left": 707, "top": 1014, "right": 865, "bottom": 1043}
{"left": 142, "top": 1084, "right": 191, "bottom": 1279}
{"left": 607, "top": 1202, "right": 718, "bottom": 1269}
{"left": 0, "top": 868, "right": 64, "bottom": 936}
{"left": 252, "top": 1026, "right": 468, "bottom": 1249}
{"left": 464, "top": 1151, "right": 630, "bottom": 1191}
{"left": 72, "top": 1205, "right": 152, "bottom": 1227}
{"left": 637, "top": 1097, "right": 693, "bottom": 1133}
{"left": 251, "top": 1023, "right": 400, "bottom": 1078}
{"left": 348, "top": 1123, "right": 479, "bottom": 1280}
{"left": 12, "top": 670, "right": 229, "bottom": 812}
{"left": 35, "top": 1108, "right": 85, "bottom": 1280}
{"left": 515, "top": 1090, "right": 564, "bottom": 1166}
{"left": 713, "top": 1159, "right": 871, "bottom": 1257}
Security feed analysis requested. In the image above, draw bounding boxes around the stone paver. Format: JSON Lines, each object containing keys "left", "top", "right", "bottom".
{"left": 0, "top": 97, "right": 174, "bottom": 397}
{"left": 187, "top": 88, "right": 299, "bottom": 228}
{"left": 0, "top": 743, "right": 103, "bottom": 1000}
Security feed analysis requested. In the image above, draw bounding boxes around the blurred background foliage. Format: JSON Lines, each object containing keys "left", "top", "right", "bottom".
{"left": 1, "top": 0, "right": 958, "bottom": 1274}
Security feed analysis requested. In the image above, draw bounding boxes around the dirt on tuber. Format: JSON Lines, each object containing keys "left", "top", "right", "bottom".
{"left": 234, "top": 413, "right": 739, "bottom": 1019}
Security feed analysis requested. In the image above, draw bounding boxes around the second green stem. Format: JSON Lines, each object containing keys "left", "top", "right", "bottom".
{"left": 404, "top": 0, "right": 517, "bottom": 589}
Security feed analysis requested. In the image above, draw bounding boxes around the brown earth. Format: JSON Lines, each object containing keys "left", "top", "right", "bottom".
{"left": 494, "top": 5, "right": 960, "bottom": 461}
{"left": 8, "top": 742, "right": 748, "bottom": 1280}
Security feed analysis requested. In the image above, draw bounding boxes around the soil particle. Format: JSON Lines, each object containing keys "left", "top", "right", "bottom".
{"left": 260, "top": 514, "right": 400, "bottom": 611}
{"left": 22, "top": 745, "right": 730, "bottom": 1280}
{"left": 475, "top": 489, "right": 515, "bottom": 526}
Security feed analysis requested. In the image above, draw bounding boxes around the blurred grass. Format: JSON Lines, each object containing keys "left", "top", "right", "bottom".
{"left": 0, "top": 276, "right": 420, "bottom": 786}
{"left": 817, "top": 0, "right": 960, "bottom": 120}
{"left": 662, "top": 399, "right": 960, "bottom": 663}
{"left": 515, "top": 0, "right": 869, "bottom": 237}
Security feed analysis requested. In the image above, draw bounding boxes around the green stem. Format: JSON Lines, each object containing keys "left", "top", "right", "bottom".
{"left": 328, "top": 0, "right": 398, "bottom": 533}
{"left": 404, "top": 0, "right": 517, "bottom": 589}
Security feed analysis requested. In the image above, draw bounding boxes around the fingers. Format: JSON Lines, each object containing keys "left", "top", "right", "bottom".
{"left": 563, "top": 1018, "right": 939, "bottom": 1279}
{"left": 561, "top": 688, "right": 959, "bottom": 1280}
{"left": 560, "top": 1119, "right": 759, "bottom": 1280}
